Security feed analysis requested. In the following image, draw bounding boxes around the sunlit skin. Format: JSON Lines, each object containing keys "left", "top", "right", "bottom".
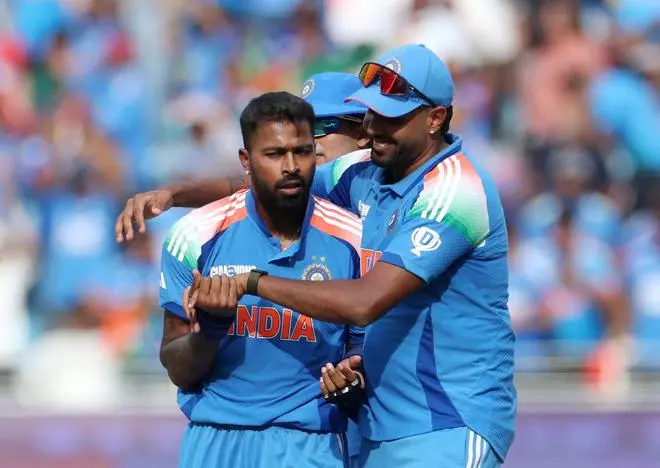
{"left": 363, "top": 106, "right": 448, "bottom": 182}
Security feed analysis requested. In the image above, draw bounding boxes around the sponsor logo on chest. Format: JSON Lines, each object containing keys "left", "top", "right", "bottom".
{"left": 209, "top": 265, "right": 257, "bottom": 277}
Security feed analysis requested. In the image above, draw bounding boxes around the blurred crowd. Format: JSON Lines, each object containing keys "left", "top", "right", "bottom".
{"left": 1, "top": 0, "right": 659, "bottom": 409}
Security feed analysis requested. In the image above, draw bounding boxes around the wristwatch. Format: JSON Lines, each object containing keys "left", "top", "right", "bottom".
{"left": 246, "top": 269, "right": 268, "bottom": 295}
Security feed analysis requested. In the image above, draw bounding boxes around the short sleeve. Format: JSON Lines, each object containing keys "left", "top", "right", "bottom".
{"left": 159, "top": 229, "right": 196, "bottom": 320}
{"left": 379, "top": 217, "right": 478, "bottom": 283}
{"left": 379, "top": 156, "right": 492, "bottom": 283}
{"left": 311, "top": 149, "right": 371, "bottom": 212}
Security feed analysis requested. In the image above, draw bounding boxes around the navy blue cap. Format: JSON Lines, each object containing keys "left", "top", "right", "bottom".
{"left": 301, "top": 72, "right": 368, "bottom": 118}
{"left": 346, "top": 44, "right": 454, "bottom": 118}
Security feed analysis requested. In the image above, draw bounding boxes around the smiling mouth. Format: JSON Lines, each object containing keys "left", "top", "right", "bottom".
{"left": 372, "top": 139, "right": 394, "bottom": 152}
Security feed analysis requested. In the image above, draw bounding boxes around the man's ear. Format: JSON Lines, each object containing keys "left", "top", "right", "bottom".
{"left": 427, "top": 106, "right": 447, "bottom": 136}
{"left": 238, "top": 148, "right": 250, "bottom": 172}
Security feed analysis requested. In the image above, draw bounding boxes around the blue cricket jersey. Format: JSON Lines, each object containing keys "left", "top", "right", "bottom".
{"left": 159, "top": 189, "right": 364, "bottom": 433}
{"left": 312, "top": 134, "right": 516, "bottom": 459}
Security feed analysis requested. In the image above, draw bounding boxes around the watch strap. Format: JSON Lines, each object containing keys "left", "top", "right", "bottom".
{"left": 246, "top": 269, "right": 268, "bottom": 295}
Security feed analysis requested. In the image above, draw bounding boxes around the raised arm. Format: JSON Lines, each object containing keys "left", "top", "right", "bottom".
{"left": 115, "top": 175, "right": 250, "bottom": 242}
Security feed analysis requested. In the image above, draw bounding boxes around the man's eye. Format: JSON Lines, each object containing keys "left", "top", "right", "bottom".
{"left": 296, "top": 147, "right": 315, "bottom": 156}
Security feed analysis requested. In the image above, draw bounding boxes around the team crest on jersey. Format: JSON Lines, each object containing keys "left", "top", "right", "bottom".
{"left": 386, "top": 209, "right": 399, "bottom": 233}
{"left": 302, "top": 257, "right": 332, "bottom": 281}
{"left": 301, "top": 79, "right": 315, "bottom": 99}
{"left": 410, "top": 226, "right": 441, "bottom": 257}
{"left": 383, "top": 57, "right": 402, "bottom": 74}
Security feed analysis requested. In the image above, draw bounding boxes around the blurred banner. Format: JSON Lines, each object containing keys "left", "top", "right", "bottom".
{"left": 1, "top": 411, "right": 659, "bottom": 467}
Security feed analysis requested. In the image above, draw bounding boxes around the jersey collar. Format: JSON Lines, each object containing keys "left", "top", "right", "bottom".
{"left": 245, "top": 188, "right": 314, "bottom": 261}
{"left": 376, "top": 133, "right": 463, "bottom": 198}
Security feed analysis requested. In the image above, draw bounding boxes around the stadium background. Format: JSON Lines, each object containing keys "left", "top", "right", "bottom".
{"left": 1, "top": 0, "right": 660, "bottom": 466}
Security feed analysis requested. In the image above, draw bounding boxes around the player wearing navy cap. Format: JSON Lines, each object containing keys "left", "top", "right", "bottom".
{"left": 118, "top": 44, "right": 516, "bottom": 467}
{"left": 159, "top": 92, "right": 364, "bottom": 468}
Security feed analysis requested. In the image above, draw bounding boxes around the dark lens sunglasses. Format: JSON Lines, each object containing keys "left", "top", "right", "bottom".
{"left": 313, "top": 115, "right": 364, "bottom": 138}
{"left": 358, "top": 62, "right": 437, "bottom": 108}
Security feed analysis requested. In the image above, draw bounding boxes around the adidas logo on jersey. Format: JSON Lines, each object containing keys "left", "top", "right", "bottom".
{"left": 209, "top": 265, "right": 257, "bottom": 277}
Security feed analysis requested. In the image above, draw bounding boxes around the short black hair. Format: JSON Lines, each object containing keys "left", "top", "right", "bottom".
{"left": 239, "top": 92, "right": 315, "bottom": 149}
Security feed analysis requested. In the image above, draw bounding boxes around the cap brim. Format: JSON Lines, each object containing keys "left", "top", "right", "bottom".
{"left": 345, "top": 86, "right": 426, "bottom": 118}
{"left": 310, "top": 101, "right": 367, "bottom": 118}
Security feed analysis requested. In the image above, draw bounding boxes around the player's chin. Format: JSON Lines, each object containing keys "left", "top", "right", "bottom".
{"left": 275, "top": 191, "right": 308, "bottom": 211}
{"left": 369, "top": 146, "right": 396, "bottom": 168}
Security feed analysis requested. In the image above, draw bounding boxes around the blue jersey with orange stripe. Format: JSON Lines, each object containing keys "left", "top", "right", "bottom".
{"left": 311, "top": 134, "right": 516, "bottom": 460}
{"left": 159, "top": 189, "right": 364, "bottom": 433}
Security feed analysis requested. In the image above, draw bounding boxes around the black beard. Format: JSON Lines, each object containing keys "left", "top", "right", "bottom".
{"left": 252, "top": 176, "right": 310, "bottom": 230}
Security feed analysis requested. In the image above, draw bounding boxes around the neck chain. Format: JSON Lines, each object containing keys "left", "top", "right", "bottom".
{"left": 279, "top": 228, "right": 301, "bottom": 251}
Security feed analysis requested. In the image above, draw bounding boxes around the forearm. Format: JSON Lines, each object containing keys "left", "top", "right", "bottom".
{"left": 256, "top": 277, "right": 376, "bottom": 327}
{"left": 160, "top": 333, "right": 218, "bottom": 390}
{"left": 168, "top": 176, "right": 251, "bottom": 208}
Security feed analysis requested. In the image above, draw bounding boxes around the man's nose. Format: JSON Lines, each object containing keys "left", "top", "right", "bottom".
{"left": 363, "top": 110, "right": 378, "bottom": 137}
{"left": 282, "top": 151, "right": 300, "bottom": 173}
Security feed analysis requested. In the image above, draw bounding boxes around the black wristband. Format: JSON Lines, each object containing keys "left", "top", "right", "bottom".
{"left": 246, "top": 269, "right": 268, "bottom": 296}
{"left": 196, "top": 310, "right": 234, "bottom": 340}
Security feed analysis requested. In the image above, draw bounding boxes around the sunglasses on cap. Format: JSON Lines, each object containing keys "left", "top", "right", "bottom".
{"left": 359, "top": 62, "right": 437, "bottom": 108}
{"left": 314, "top": 115, "right": 364, "bottom": 138}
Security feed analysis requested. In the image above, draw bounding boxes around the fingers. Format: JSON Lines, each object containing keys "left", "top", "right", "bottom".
{"left": 133, "top": 195, "right": 147, "bottom": 234}
{"left": 191, "top": 270, "right": 202, "bottom": 293}
{"left": 228, "top": 277, "right": 238, "bottom": 307}
{"left": 320, "top": 376, "right": 329, "bottom": 397}
{"left": 116, "top": 198, "right": 135, "bottom": 242}
{"left": 189, "top": 288, "right": 200, "bottom": 311}
{"left": 182, "top": 286, "right": 200, "bottom": 332}
{"left": 327, "top": 363, "right": 349, "bottom": 389}
{"left": 115, "top": 192, "right": 170, "bottom": 243}
{"left": 337, "top": 362, "right": 356, "bottom": 382}
{"left": 321, "top": 365, "right": 338, "bottom": 394}
{"left": 210, "top": 275, "right": 223, "bottom": 306}
{"left": 347, "top": 355, "right": 363, "bottom": 370}
{"left": 183, "top": 287, "right": 193, "bottom": 318}
{"left": 322, "top": 362, "right": 350, "bottom": 394}
{"left": 192, "top": 274, "right": 238, "bottom": 317}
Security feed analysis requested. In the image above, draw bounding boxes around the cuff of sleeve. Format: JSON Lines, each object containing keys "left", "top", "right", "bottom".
{"left": 197, "top": 310, "right": 233, "bottom": 340}
{"left": 344, "top": 345, "right": 363, "bottom": 360}
{"left": 379, "top": 251, "right": 429, "bottom": 283}
{"left": 162, "top": 302, "right": 189, "bottom": 320}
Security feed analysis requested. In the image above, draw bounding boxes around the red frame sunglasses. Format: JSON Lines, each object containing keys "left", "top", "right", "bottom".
{"left": 358, "top": 62, "right": 438, "bottom": 108}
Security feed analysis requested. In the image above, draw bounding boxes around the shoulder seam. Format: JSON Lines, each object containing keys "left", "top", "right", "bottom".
{"left": 165, "top": 191, "right": 248, "bottom": 263}
{"left": 330, "top": 149, "right": 372, "bottom": 187}
{"left": 419, "top": 154, "right": 463, "bottom": 223}
{"left": 311, "top": 197, "right": 362, "bottom": 252}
